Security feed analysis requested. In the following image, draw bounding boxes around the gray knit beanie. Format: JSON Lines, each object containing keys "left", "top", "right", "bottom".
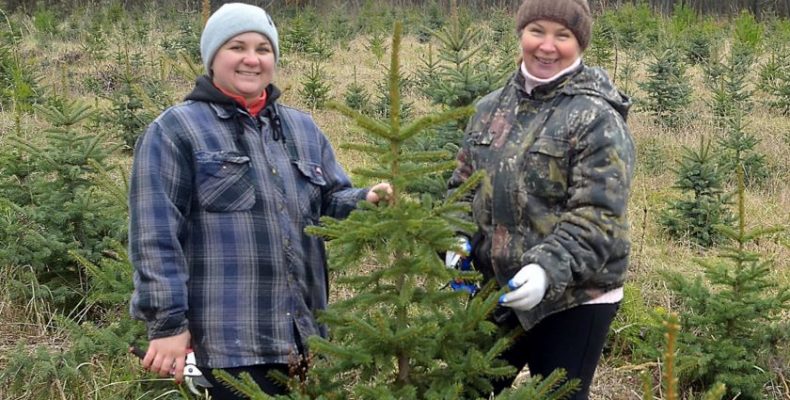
{"left": 200, "top": 2, "right": 280, "bottom": 74}
{"left": 515, "top": 0, "right": 592, "bottom": 50}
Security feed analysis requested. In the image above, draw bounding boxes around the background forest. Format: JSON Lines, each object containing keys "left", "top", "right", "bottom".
{"left": 0, "top": 0, "right": 788, "bottom": 399}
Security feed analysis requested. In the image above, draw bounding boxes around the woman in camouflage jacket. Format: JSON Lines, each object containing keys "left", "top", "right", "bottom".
{"left": 447, "top": 0, "right": 635, "bottom": 398}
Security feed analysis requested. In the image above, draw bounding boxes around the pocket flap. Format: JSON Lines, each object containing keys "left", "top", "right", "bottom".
{"left": 293, "top": 160, "right": 327, "bottom": 186}
{"left": 528, "top": 137, "right": 568, "bottom": 158}
{"left": 195, "top": 151, "right": 251, "bottom": 179}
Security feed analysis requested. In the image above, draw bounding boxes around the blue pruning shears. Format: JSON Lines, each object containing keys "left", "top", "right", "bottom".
{"left": 445, "top": 237, "right": 479, "bottom": 294}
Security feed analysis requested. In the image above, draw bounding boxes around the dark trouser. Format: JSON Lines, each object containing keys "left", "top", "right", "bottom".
{"left": 202, "top": 364, "right": 290, "bottom": 399}
{"left": 491, "top": 303, "right": 619, "bottom": 399}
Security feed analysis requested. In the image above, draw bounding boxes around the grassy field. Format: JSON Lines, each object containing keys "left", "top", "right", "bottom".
{"left": 0, "top": 2, "right": 788, "bottom": 399}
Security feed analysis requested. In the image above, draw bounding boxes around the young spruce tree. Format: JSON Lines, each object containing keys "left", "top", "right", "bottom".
{"left": 661, "top": 168, "right": 789, "bottom": 399}
{"left": 659, "top": 137, "right": 733, "bottom": 247}
{"left": 639, "top": 40, "right": 692, "bottom": 129}
{"left": 215, "top": 22, "right": 579, "bottom": 400}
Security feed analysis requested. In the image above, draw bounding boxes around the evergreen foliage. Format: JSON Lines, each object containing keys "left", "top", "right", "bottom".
{"left": 704, "top": 46, "right": 754, "bottom": 121}
{"left": 666, "top": 5, "right": 718, "bottom": 65}
{"left": 365, "top": 30, "right": 389, "bottom": 62}
{"left": 0, "top": 97, "right": 126, "bottom": 310}
{"left": 758, "top": 42, "right": 790, "bottom": 115}
{"left": 415, "top": 0, "right": 445, "bottom": 43}
{"left": 0, "top": 14, "right": 39, "bottom": 113}
{"left": 732, "top": 10, "right": 764, "bottom": 57}
{"left": 615, "top": 50, "right": 640, "bottom": 97}
{"left": 606, "top": 284, "right": 665, "bottom": 363}
{"left": 281, "top": 12, "right": 317, "bottom": 55}
{"left": 299, "top": 62, "right": 332, "bottom": 110}
{"left": 659, "top": 137, "right": 733, "bottom": 247}
{"left": 639, "top": 42, "right": 692, "bottom": 129}
{"left": 408, "top": 5, "right": 509, "bottom": 199}
{"left": 306, "top": 32, "right": 335, "bottom": 60}
{"left": 598, "top": 3, "right": 660, "bottom": 50}
{"left": 0, "top": 253, "right": 162, "bottom": 400}
{"left": 160, "top": 16, "right": 201, "bottom": 64}
{"left": 103, "top": 41, "right": 171, "bottom": 150}
{"left": 639, "top": 312, "right": 726, "bottom": 400}
{"left": 343, "top": 66, "right": 371, "bottom": 113}
{"left": 715, "top": 112, "right": 769, "bottom": 188}
{"left": 0, "top": 4, "right": 788, "bottom": 399}
{"left": 372, "top": 64, "right": 412, "bottom": 120}
{"left": 661, "top": 169, "right": 790, "bottom": 399}
{"left": 703, "top": 44, "right": 768, "bottom": 188}
{"left": 586, "top": 18, "right": 615, "bottom": 70}
{"left": 416, "top": 9, "right": 509, "bottom": 109}
{"left": 324, "top": 5, "right": 356, "bottom": 48}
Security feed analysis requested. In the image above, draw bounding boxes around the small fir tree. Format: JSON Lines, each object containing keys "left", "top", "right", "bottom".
{"left": 306, "top": 32, "right": 334, "bottom": 61}
{"left": 343, "top": 66, "right": 370, "bottom": 113}
{"left": 299, "top": 61, "right": 331, "bottom": 110}
{"left": 758, "top": 42, "right": 790, "bottom": 115}
{"left": 0, "top": 97, "right": 125, "bottom": 309}
{"left": 704, "top": 45, "right": 754, "bottom": 121}
{"left": 103, "top": 41, "right": 167, "bottom": 150}
{"left": 659, "top": 137, "right": 733, "bottom": 247}
{"left": 0, "top": 131, "right": 151, "bottom": 399}
{"left": 702, "top": 45, "right": 767, "bottom": 188}
{"left": 281, "top": 13, "right": 316, "bottom": 54}
{"left": 365, "top": 30, "right": 388, "bottom": 62}
{"left": 216, "top": 22, "right": 579, "bottom": 400}
{"left": 586, "top": 19, "right": 616, "bottom": 71}
{"left": 640, "top": 312, "right": 726, "bottom": 400}
{"left": 0, "top": 15, "right": 39, "bottom": 114}
{"left": 639, "top": 42, "right": 692, "bottom": 129}
{"left": 661, "top": 168, "right": 789, "bottom": 399}
{"left": 372, "top": 64, "right": 412, "bottom": 120}
{"left": 715, "top": 111, "right": 768, "bottom": 187}
{"left": 417, "top": 4, "right": 508, "bottom": 109}
{"left": 159, "top": 17, "right": 201, "bottom": 64}
{"left": 732, "top": 10, "right": 763, "bottom": 59}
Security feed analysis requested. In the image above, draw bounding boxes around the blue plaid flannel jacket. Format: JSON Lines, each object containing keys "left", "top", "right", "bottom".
{"left": 129, "top": 77, "right": 367, "bottom": 368}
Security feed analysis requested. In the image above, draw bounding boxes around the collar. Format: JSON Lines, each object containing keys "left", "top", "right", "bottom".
{"left": 214, "top": 85, "right": 268, "bottom": 117}
{"left": 520, "top": 57, "right": 582, "bottom": 95}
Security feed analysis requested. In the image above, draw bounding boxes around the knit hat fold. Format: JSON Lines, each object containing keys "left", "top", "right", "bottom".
{"left": 515, "top": 0, "right": 592, "bottom": 50}
{"left": 200, "top": 3, "right": 280, "bottom": 74}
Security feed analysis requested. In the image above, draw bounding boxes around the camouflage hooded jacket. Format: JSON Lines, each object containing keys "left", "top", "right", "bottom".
{"left": 448, "top": 64, "right": 635, "bottom": 331}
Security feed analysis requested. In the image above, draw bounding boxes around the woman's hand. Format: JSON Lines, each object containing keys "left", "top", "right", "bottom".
{"left": 499, "top": 264, "right": 549, "bottom": 311}
{"left": 142, "top": 330, "right": 191, "bottom": 384}
{"left": 366, "top": 182, "right": 393, "bottom": 204}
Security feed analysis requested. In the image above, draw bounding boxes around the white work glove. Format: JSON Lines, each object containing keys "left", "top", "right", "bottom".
{"left": 499, "top": 263, "right": 548, "bottom": 311}
{"left": 445, "top": 236, "right": 471, "bottom": 269}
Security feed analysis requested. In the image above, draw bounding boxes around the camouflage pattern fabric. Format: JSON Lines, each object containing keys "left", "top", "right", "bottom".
{"left": 448, "top": 64, "right": 635, "bottom": 331}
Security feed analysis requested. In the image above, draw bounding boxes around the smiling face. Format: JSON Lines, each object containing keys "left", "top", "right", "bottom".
{"left": 210, "top": 32, "right": 275, "bottom": 103}
{"left": 520, "top": 19, "right": 581, "bottom": 79}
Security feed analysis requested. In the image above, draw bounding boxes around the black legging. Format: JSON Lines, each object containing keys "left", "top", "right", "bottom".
{"left": 491, "top": 303, "right": 619, "bottom": 399}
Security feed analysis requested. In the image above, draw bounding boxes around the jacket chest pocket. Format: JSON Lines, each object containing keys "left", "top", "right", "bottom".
{"left": 468, "top": 130, "right": 494, "bottom": 172}
{"left": 524, "top": 137, "right": 570, "bottom": 201}
{"left": 195, "top": 151, "right": 256, "bottom": 212}
{"left": 293, "top": 160, "right": 327, "bottom": 221}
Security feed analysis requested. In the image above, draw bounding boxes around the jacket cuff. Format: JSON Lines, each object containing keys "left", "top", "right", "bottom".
{"left": 147, "top": 315, "right": 188, "bottom": 340}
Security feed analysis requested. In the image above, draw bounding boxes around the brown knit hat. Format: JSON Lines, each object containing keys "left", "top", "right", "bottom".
{"left": 515, "top": 0, "right": 592, "bottom": 50}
